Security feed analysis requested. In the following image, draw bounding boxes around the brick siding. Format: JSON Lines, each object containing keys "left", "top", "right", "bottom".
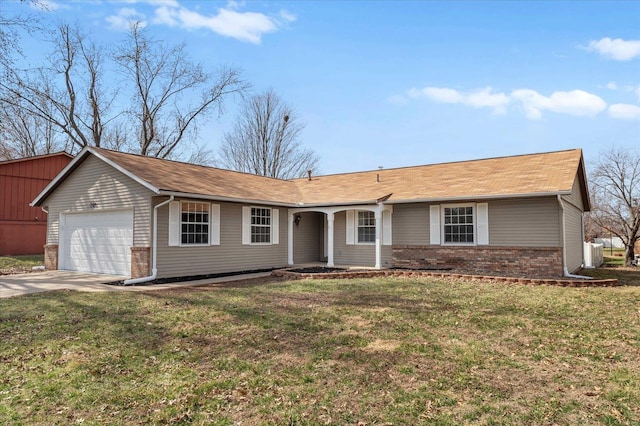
{"left": 44, "top": 244, "right": 58, "bottom": 270}
{"left": 130, "top": 246, "right": 151, "bottom": 279}
{"left": 393, "top": 245, "right": 563, "bottom": 278}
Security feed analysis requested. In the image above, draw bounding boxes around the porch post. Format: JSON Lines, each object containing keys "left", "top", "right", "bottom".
{"left": 327, "top": 212, "right": 335, "bottom": 267}
{"left": 287, "top": 212, "right": 294, "bottom": 265}
{"left": 375, "top": 209, "right": 382, "bottom": 269}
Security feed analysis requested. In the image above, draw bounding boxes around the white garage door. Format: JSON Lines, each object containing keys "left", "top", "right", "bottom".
{"left": 60, "top": 210, "right": 133, "bottom": 276}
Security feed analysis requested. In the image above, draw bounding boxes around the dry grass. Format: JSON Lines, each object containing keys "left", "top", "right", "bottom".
{"left": 0, "top": 255, "right": 44, "bottom": 274}
{"left": 1, "top": 274, "right": 639, "bottom": 425}
{"left": 581, "top": 266, "right": 639, "bottom": 286}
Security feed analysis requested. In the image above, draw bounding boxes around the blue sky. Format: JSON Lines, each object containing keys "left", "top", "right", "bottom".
{"left": 7, "top": 0, "right": 640, "bottom": 174}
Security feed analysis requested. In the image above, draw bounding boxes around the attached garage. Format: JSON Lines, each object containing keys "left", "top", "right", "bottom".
{"left": 59, "top": 209, "right": 133, "bottom": 276}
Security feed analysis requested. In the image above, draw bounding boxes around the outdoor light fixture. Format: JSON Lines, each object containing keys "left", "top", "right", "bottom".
{"left": 294, "top": 214, "right": 302, "bottom": 226}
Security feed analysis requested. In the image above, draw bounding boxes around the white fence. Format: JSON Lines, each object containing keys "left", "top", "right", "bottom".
{"left": 594, "top": 237, "right": 624, "bottom": 249}
{"left": 583, "top": 242, "right": 604, "bottom": 268}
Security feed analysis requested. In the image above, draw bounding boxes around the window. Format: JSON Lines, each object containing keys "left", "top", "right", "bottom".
{"left": 251, "top": 207, "right": 271, "bottom": 244}
{"left": 443, "top": 206, "right": 474, "bottom": 243}
{"left": 357, "top": 211, "right": 375, "bottom": 243}
{"left": 181, "top": 202, "right": 210, "bottom": 245}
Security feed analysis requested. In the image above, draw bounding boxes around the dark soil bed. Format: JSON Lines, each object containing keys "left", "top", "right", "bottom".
{"left": 287, "top": 267, "right": 347, "bottom": 274}
{"left": 391, "top": 266, "right": 453, "bottom": 271}
{"left": 105, "top": 268, "right": 276, "bottom": 286}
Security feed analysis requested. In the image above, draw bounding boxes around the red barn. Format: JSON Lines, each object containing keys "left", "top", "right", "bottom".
{"left": 0, "top": 152, "right": 73, "bottom": 255}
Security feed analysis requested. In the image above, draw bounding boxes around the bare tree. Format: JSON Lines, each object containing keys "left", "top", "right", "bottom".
{"left": 219, "top": 89, "right": 319, "bottom": 179}
{"left": 0, "top": 24, "right": 119, "bottom": 152}
{"left": 1, "top": 20, "right": 245, "bottom": 160}
{"left": 0, "top": 96, "right": 70, "bottom": 160}
{"left": 590, "top": 147, "right": 640, "bottom": 266}
{"left": 114, "top": 23, "right": 247, "bottom": 159}
{"left": 0, "top": 0, "right": 42, "bottom": 68}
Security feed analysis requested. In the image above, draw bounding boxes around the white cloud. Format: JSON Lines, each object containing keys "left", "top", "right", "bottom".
{"left": 150, "top": 2, "right": 295, "bottom": 44}
{"left": 606, "top": 81, "right": 618, "bottom": 90}
{"left": 30, "top": 0, "right": 61, "bottom": 11}
{"left": 609, "top": 104, "right": 640, "bottom": 120}
{"left": 407, "top": 86, "right": 509, "bottom": 114}
{"left": 465, "top": 87, "right": 510, "bottom": 113}
{"left": 511, "top": 89, "right": 607, "bottom": 119}
{"left": 112, "top": 0, "right": 180, "bottom": 5}
{"left": 106, "top": 8, "right": 147, "bottom": 31}
{"left": 153, "top": 5, "right": 179, "bottom": 26}
{"left": 404, "top": 85, "right": 609, "bottom": 119}
{"left": 587, "top": 38, "right": 640, "bottom": 61}
{"left": 408, "top": 87, "right": 462, "bottom": 103}
{"left": 279, "top": 10, "right": 297, "bottom": 24}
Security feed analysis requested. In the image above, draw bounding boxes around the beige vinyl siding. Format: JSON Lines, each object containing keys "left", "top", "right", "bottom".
{"left": 292, "top": 211, "right": 323, "bottom": 263}
{"left": 564, "top": 203, "right": 584, "bottom": 273}
{"left": 156, "top": 200, "right": 287, "bottom": 278}
{"left": 392, "top": 203, "right": 430, "bottom": 245}
{"left": 394, "top": 198, "right": 561, "bottom": 248}
{"left": 333, "top": 211, "right": 392, "bottom": 267}
{"left": 563, "top": 176, "right": 584, "bottom": 210}
{"left": 488, "top": 197, "right": 561, "bottom": 247}
{"left": 44, "top": 155, "right": 153, "bottom": 246}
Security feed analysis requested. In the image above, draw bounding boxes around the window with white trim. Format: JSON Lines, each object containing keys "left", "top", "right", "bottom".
{"left": 443, "top": 206, "right": 474, "bottom": 244}
{"left": 181, "top": 202, "right": 210, "bottom": 245}
{"left": 251, "top": 207, "right": 271, "bottom": 244}
{"left": 357, "top": 211, "right": 375, "bottom": 243}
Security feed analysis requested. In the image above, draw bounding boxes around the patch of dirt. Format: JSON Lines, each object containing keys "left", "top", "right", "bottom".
{"left": 0, "top": 267, "right": 40, "bottom": 275}
{"left": 364, "top": 339, "right": 401, "bottom": 352}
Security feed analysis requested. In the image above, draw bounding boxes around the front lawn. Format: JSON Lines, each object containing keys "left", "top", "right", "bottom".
{"left": 1, "top": 276, "right": 639, "bottom": 424}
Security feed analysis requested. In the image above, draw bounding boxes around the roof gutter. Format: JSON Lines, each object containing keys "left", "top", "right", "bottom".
{"left": 386, "top": 191, "right": 573, "bottom": 205}
{"left": 159, "top": 191, "right": 297, "bottom": 208}
{"left": 123, "top": 195, "right": 174, "bottom": 285}
{"left": 293, "top": 191, "right": 574, "bottom": 208}
{"left": 557, "top": 194, "right": 592, "bottom": 280}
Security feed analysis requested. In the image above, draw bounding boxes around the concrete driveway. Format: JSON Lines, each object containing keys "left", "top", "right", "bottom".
{"left": 0, "top": 271, "right": 127, "bottom": 298}
{"left": 0, "top": 270, "right": 272, "bottom": 298}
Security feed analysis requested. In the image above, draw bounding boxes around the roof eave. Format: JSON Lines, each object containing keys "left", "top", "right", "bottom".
{"left": 385, "top": 191, "right": 572, "bottom": 205}
{"left": 159, "top": 191, "right": 298, "bottom": 207}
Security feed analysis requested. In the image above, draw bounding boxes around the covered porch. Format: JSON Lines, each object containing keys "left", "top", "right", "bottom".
{"left": 286, "top": 204, "right": 393, "bottom": 270}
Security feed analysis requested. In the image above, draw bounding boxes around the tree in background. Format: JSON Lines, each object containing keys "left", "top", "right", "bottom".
{"left": 0, "top": 19, "right": 246, "bottom": 160}
{"left": 1, "top": 24, "right": 115, "bottom": 155}
{"left": 589, "top": 147, "right": 640, "bottom": 266}
{"left": 219, "top": 89, "right": 319, "bottom": 179}
{"left": 114, "top": 23, "right": 247, "bottom": 159}
{"left": 0, "top": 96, "right": 70, "bottom": 159}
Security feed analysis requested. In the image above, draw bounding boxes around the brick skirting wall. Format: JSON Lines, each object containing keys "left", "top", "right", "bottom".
{"left": 393, "top": 245, "right": 563, "bottom": 278}
{"left": 44, "top": 244, "right": 58, "bottom": 270}
{"left": 130, "top": 246, "right": 151, "bottom": 279}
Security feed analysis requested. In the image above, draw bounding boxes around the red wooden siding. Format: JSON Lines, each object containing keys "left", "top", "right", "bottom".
{"left": 0, "top": 153, "right": 72, "bottom": 255}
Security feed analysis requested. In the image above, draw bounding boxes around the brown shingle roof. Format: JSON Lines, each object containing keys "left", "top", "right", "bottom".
{"left": 93, "top": 147, "right": 584, "bottom": 206}
{"left": 95, "top": 148, "right": 302, "bottom": 204}
{"left": 293, "top": 149, "right": 584, "bottom": 204}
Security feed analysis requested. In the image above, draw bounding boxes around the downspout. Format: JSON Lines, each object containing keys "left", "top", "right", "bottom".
{"left": 557, "top": 195, "right": 593, "bottom": 280}
{"left": 124, "top": 195, "right": 174, "bottom": 285}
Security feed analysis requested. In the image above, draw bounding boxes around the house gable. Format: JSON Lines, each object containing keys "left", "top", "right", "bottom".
{"left": 43, "top": 154, "right": 155, "bottom": 247}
